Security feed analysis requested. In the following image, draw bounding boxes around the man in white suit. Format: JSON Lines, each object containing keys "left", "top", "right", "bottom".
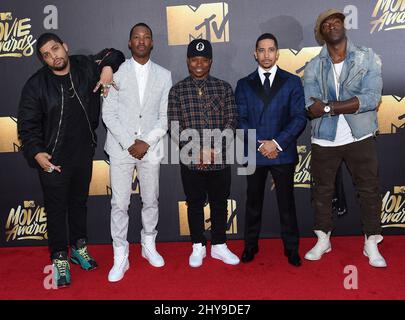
{"left": 102, "top": 23, "right": 172, "bottom": 282}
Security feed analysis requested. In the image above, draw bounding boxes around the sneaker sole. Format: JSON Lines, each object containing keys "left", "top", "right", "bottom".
{"left": 108, "top": 263, "right": 130, "bottom": 282}
{"left": 141, "top": 250, "right": 165, "bottom": 268}
{"left": 189, "top": 253, "right": 206, "bottom": 268}
{"left": 70, "top": 257, "right": 98, "bottom": 271}
{"left": 363, "top": 250, "right": 387, "bottom": 268}
{"left": 211, "top": 252, "right": 240, "bottom": 265}
{"left": 304, "top": 247, "right": 332, "bottom": 261}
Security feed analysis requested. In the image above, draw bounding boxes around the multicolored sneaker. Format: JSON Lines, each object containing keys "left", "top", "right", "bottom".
{"left": 52, "top": 251, "right": 71, "bottom": 288}
{"left": 70, "top": 238, "right": 98, "bottom": 270}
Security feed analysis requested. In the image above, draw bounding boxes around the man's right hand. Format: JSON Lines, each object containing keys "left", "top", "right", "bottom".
{"left": 308, "top": 97, "right": 326, "bottom": 119}
{"left": 196, "top": 148, "right": 213, "bottom": 170}
{"left": 34, "top": 152, "right": 61, "bottom": 173}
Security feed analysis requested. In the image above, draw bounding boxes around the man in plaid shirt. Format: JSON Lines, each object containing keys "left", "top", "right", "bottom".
{"left": 168, "top": 39, "right": 240, "bottom": 267}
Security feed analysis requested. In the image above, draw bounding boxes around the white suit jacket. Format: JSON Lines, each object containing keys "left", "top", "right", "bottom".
{"left": 102, "top": 58, "right": 172, "bottom": 163}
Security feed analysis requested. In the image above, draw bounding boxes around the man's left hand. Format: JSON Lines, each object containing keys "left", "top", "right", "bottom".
{"left": 93, "top": 66, "right": 118, "bottom": 98}
{"left": 258, "top": 140, "right": 278, "bottom": 158}
{"left": 128, "top": 139, "right": 150, "bottom": 160}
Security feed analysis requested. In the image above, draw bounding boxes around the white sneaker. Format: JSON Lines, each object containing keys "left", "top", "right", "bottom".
{"left": 141, "top": 235, "right": 165, "bottom": 268}
{"left": 363, "top": 235, "right": 387, "bottom": 268}
{"left": 108, "top": 245, "right": 129, "bottom": 282}
{"left": 189, "top": 243, "right": 206, "bottom": 267}
{"left": 304, "top": 230, "right": 332, "bottom": 261}
{"left": 211, "top": 243, "right": 240, "bottom": 265}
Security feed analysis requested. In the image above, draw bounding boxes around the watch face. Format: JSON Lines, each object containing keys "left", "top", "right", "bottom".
{"left": 324, "top": 105, "right": 331, "bottom": 113}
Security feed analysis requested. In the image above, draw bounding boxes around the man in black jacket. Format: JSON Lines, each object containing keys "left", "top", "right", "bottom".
{"left": 17, "top": 33, "right": 125, "bottom": 288}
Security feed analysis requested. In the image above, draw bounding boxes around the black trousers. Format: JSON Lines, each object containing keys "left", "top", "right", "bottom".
{"left": 180, "top": 165, "right": 231, "bottom": 246}
{"left": 244, "top": 163, "right": 299, "bottom": 251}
{"left": 38, "top": 155, "right": 93, "bottom": 258}
{"left": 311, "top": 137, "right": 382, "bottom": 236}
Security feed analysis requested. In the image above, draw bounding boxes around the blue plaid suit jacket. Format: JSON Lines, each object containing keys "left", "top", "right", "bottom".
{"left": 235, "top": 67, "right": 307, "bottom": 166}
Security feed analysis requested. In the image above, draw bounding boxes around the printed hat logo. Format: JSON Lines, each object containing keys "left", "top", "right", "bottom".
{"left": 166, "top": 2, "right": 229, "bottom": 45}
{"left": 196, "top": 42, "right": 205, "bottom": 51}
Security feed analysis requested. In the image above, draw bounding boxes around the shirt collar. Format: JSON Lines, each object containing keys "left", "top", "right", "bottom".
{"left": 258, "top": 64, "right": 278, "bottom": 77}
{"left": 132, "top": 57, "right": 151, "bottom": 72}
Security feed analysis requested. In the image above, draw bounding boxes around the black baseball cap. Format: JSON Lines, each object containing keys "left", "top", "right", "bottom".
{"left": 187, "top": 39, "right": 212, "bottom": 59}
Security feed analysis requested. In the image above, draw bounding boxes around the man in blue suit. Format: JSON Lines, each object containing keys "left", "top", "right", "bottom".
{"left": 235, "top": 33, "right": 307, "bottom": 266}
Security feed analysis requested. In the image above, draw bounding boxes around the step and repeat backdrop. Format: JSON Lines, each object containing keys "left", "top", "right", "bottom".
{"left": 1, "top": 0, "right": 404, "bottom": 247}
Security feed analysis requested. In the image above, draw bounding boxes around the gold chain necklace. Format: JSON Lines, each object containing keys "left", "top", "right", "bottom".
{"left": 192, "top": 78, "right": 208, "bottom": 96}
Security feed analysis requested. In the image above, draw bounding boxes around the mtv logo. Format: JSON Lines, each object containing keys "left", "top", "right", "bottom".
{"left": 377, "top": 96, "right": 405, "bottom": 134}
{"left": 278, "top": 47, "right": 322, "bottom": 77}
{"left": 0, "top": 117, "right": 21, "bottom": 153}
{"left": 166, "top": 2, "right": 229, "bottom": 46}
{"left": 178, "top": 199, "right": 237, "bottom": 235}
{"left": 0, "top": 12, "right": 12, "bottom": 21}
{"left": 394, "top": 186, "right": 405, "bottom": 194}
{"left": 24, "top": 200, "right": 35, "bottom": 208}
{"left": 89, "top": 160, "right": 139, "bottom": 196}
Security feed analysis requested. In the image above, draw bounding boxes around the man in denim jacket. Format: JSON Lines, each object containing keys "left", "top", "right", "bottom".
{"left": 303, "top": 9, "right": 387, "bottom": 268}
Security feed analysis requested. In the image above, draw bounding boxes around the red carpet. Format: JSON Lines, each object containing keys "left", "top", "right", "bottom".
{"left": 0, "top": 236, "right": 404, "bottom": 300}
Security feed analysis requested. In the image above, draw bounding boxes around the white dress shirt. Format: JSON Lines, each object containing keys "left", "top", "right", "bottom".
{"left": 258, "top": 64, "right": 277, "bottom": 87}
{"left": 131, "top": 57, "right": 151, "bottom": 106}
{"left": 257, "top": 64, "right": 282, "bottom": 151}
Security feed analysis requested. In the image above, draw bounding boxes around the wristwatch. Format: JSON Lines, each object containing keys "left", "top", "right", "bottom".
{"left": 324, "top": 104, "right": 331, "bottom": 114}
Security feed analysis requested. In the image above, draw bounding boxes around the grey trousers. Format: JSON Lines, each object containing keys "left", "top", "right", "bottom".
{"left": 109, "top": 156, "right": 160, "bottom": 248}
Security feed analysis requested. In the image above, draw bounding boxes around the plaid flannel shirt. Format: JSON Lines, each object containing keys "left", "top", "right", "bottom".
{"left": 168, "top": 75, "right": 237, "bottom": 171}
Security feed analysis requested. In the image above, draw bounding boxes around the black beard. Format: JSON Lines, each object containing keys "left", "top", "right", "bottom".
{"left": 50, "top": 59, "right": 68, "bottom": 72}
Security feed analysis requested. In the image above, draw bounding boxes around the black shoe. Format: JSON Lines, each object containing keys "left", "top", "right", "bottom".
{"left": 241, "top": 246, "right": 259, "bottom": 263}
{"left": 284, "top": 249, "right": 302, "bottom": 267}
{"left": 51, "top": 251, "right": 71, "bottom": 288}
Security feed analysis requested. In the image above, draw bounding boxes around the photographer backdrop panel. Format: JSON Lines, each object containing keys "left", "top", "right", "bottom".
{"left": 1, "top": 0, "right": 404, "bottom": 247}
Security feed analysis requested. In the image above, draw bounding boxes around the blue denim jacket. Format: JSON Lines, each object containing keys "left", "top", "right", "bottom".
{"left": 303, "top": 39, "right": 382, "bottom": 141}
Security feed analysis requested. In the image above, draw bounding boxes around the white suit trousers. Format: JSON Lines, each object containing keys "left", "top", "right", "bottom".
{"left": 109, "top": 156, "right": 160, "bottom": 248}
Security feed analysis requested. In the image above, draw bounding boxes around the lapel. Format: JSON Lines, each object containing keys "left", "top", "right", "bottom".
{"left": 247, "top": 67, "right": 288, "bottom": 107}
{"left": 126, "top": 59, "right": 142, "bottom": 108}
{"left": 247, "top": 70, "right": 268, "bottom": 106}
{"left": 140, "top": 61, "right": 157, "bottom": 112}
{"left": 267, "top": 68, "right": 287, "bottom": 105}
{"left": 320, "top": 41, "right": 357, "bottom": 102}
{"left": 257, "top": 68, "right": 288, "bottom": 124}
